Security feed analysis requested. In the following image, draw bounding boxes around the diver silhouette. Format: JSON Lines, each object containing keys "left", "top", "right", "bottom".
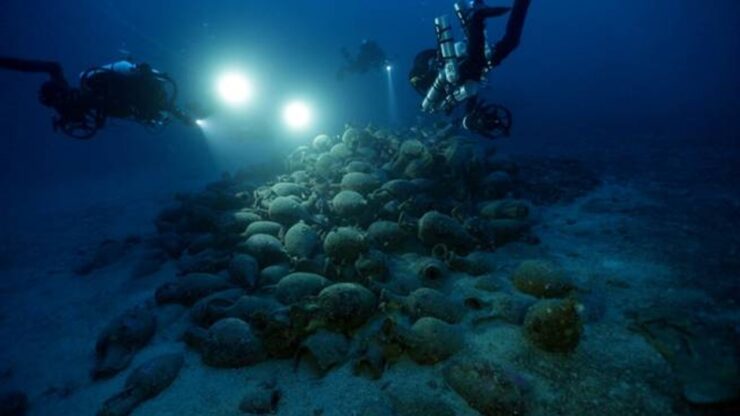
{"left": 0, "top": 57, "right": 197, "bottom": 139}
{"left": 409, "top": 0, "right": 531, "bottom": 139}
{"left": 337, "top": 40, "right": 390, "bottom": 80}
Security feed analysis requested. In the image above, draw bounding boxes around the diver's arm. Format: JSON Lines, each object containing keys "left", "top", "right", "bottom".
{"left": 0, "top": 57, "right": 66, "bottom": 83}
{"left": 489, "top": 0, "right": 531, "bottom": 67}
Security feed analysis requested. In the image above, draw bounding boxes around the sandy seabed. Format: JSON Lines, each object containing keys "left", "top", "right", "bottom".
{"left": 1, "top": 131, "right": 738, "bottom": 416}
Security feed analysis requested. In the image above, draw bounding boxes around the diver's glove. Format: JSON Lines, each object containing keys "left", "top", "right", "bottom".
{"left": 462, "top": 99, "right": 512, "bottom": 139}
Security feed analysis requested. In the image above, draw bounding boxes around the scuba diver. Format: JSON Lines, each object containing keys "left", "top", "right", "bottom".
{"left": 0, "top": 56, "right": 197, "bottom": 139}
{"left": 409, "top": 0, "right": 531, "bottom": 139}
{"left": 337, "top": 40, "right": 390, "bottom": 80}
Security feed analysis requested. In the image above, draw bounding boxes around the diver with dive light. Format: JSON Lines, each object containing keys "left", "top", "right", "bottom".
{"left": 0, "top": 57, "right": 199, "bottom": 139}
{"left": 337, "top": 40, "right": 391, "bottom": 80}
{"left": 409, "top": 0, "right": 531, "bottom": 139}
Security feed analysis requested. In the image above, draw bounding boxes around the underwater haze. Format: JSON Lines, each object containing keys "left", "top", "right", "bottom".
{"left": 0, "top": 1, "right": 738, "bottom": 415}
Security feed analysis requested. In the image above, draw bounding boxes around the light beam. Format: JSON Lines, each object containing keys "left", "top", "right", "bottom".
{"left": 282, "top": 100, "right": 313, "bottom": 131}
{"left": 216, "top": 71, "right": 254, "bottom": 106}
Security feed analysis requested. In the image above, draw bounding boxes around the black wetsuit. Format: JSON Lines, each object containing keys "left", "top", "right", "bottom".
{"left": 0, "top": 57, "right": 192, "bottom": 139}
{"left": 338, "top": 40, "right": 388, "bottom": 79}
{"left": 490, "top": 0, "right": 530, "bottom": 67}
{"left": 409, "top": 0, "right": 532, "bottom": 138}
{"left": 81, "top": 65, "right": 172, "bottom": 122}
{"left": 459, "top": 0, "right": 531, "bottom": 81}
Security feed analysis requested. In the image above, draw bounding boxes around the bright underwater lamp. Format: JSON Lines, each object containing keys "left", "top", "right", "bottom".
{"left": 216, "top": 71, "right": 254, "bottom": 106}
{"left": 386, "top": 64, "right": 393, "bottom": 72}
{"left": 282, "top": 100, "right": 313, "bottom": 131}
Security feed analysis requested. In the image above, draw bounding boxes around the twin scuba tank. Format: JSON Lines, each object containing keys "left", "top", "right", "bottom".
{"left": 421, "top": 1, "right": 492, "bottom": 114}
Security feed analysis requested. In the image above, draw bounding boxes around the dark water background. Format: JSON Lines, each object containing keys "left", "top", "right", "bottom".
{"left": 1, "top": 0, "right": 738, "bottom": 238}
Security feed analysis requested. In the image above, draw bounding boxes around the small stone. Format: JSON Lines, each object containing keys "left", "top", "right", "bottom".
{"left": 239, "top": 383, "right": 281, "bottom": 414}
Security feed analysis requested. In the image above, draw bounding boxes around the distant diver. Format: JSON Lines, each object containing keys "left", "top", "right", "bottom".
{"left": 0, "top": 57, "right": 198, "bottom": 139}
{"left": 337, "top": 40, "right": 390, "bottom": 80}
{"left": 409, "top": 0, "right": 531, "bottom": 139}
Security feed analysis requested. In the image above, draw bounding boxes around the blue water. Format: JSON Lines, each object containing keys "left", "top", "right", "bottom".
{"left": 0, "top": 1, "right": 738, "bottom": 415}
